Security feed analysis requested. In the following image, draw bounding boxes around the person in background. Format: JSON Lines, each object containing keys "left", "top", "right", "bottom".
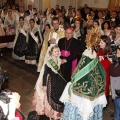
{"left": 66, "top": 10, "right": 74, "bottom": 25}
{"left": 11, "top": 5, "right": 19, "bottom": 23}
{"left": 93, "top": 20, "right": 103, "bottom": 34}
{"left": 114, "top": 24, "right": 120, "bottom": 46}
{"left": 37, "top": 17, "right": 65, "bottom": 72}
{"left": 1, "top": 8, "right": 8, "bottom": 23}
{"left": 59, "top": 15, "right": 70, "bottom": 30}
{"left": 25, "top": 19, "right": 43, "bottom": 65}
{"left": 25, "top": 5, "right": 33, "bottom": 16}
{"left": 42, "top": 24, "right": 51, "bottom": 39}
{"left": 110, "top": 11, "right": 120, "bottom": 27}
{"left": 12, "top": 17, "right": 29, "bottom": 60}
{"left": 97, "top": 35, "right": 112, "bottom": 108}
{"left": 109, "top": 45, "right": 120, "bottom": 120}
{"left": 19, "top": 6, "right": 27, "bottom": 18}
{"left": 73, "top": 17, "right": 84, "bottom": 40}
{"left": 101, "top": 21, "right": 111, "bottom": 36}
{"left": 33, "top": 45, "right": 67, "bottom": 120}
{"left": 0, "top": 18, "right": 6, "bottom": 56}
{"left": 4, "top": 10, "right": 16, "bottom": 35}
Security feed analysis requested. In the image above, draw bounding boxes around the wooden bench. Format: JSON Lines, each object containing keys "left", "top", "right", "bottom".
{"left": 0, "top": 35, "right": 15, "bottom": 43}
{"left": 0, "top": 35, "right": 15, "bottom": 48}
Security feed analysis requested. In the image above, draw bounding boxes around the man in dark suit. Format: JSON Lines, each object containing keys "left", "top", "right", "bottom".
{"left": 110, "top": 11, "right": 120, "bottom": 27}
{"left": 25, "top": 5, "right": 32, "bottom": 16}
{"left": 66, "top": 11, "right": 74, "bottom": 25}
{"left": 19, "top": 6, "right": 27, "bottom": 18}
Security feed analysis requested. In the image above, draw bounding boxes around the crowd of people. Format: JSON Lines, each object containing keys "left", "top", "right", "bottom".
{"left": 0, "top": 3, "right": 120, "bottom": 120}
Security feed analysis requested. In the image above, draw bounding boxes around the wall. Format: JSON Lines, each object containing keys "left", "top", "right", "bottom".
{"left": 81, "top": 0, "right": 109, "bottom": 8}
{"left": 57, "top": 0, "right": 70, "bottom": 9}
{"left": 42, "top": 0, "right": 50, "bottom": 11}
{"left": 0, "top": 0, "right": 7, "bottom": 6}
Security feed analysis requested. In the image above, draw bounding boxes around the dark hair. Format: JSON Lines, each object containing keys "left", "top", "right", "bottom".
{"left": 101, "top": 21, "right": 111, "bottom": 30}
{"left": 109, "top": 31, "right": 116, "bottom": 40}
{"left": 45, "top": 24, "right": 51, "bottom": 29}
{"left": 52, "top": 17, "right": 59, "bottom": 22}
{"left": 30, "top": 19, "right": 35, "bottom": 23}
{"left": 116, "top": 24, "right": 120, "bottom": 28}
{"left": 94, "top": 20, "right": 99, "bottom": 26}
{"left": 33, "top": 8, "right": 37, "bottom": 10}
{"left": 28, "top": 5, "right": 32, "bottom": 8}
{"left": 19, "top": 16, "right": 24, "bottom": 21}
{"left": 100, "top": 35, "right": 112, "bottom": 54}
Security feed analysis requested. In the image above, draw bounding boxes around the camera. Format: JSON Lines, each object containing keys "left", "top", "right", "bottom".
{"left": 105, "top": 43, "right": 117, "bottom": 63}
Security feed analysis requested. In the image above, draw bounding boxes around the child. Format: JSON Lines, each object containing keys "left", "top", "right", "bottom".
{"left": 33, "top": 45, "right": 67, "bottom": 120}
{"left": 110, "top": 46, "right": 120, "bottom": 120}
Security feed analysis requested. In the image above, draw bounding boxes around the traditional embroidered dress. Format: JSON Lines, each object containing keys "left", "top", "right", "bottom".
{"left": 60, "top": 48, "right": 107, "bottom": 120}
{"left": 12, "top": 22, "right": 29, "bottom": 60}
{"left": 4, "top": 14, "right": 16, "bottom": 48}
{"left": 37, "top": 26, "right": 65, "bottom": 72}
{"left": 25, "top": 25, "right": 43, "bottom": 65}
{"left": 33, "top": 57, "right": 67, "bottom": 119}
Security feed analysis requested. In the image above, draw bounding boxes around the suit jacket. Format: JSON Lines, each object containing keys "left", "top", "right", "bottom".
{"left": 25, "top": 10, "right": 31, "bottom": 16}
{"left": 65, "top": 17, "right": 74, "bottom": 25}
{"left": 110, "top": 17, "right": 120, "bottom": 27}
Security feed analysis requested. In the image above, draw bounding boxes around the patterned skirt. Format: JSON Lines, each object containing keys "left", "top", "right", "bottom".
{"left": 62, "top": 102, "right": 103, "bottom": 120}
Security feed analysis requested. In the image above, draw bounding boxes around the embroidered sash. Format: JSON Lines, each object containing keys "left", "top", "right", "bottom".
{"left": 69, "top": 55, "right": 106, "bottom": 100}
{"left": 48, "top": 59, "right": 67, "bottom": 83}
{"left": 30, "top": 32, "right": 38, "bottom": 43}
{"left": 20, "top": 29, "right": 27, "bottom": 37}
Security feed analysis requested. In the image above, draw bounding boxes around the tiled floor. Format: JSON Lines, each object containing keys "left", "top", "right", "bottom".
{"left": 1, "top": 59, "right": 38, "bottom": 118}
{"left": 0, "top": 49, "right": 115, "bottom": 120}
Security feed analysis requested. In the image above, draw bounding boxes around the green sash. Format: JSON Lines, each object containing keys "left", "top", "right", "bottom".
{"left": 48, "top": 59, "right": 67, "bottom": 83}
{"left": 69, "top": 55, "right": 106, "bottom": 100}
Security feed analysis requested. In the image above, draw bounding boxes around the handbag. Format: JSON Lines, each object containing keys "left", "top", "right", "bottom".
{"left": 27, "top": 111, "right": 39, "bottom": 120}
{"left": 115, "top": 89, "right": 120, "bottom": 97}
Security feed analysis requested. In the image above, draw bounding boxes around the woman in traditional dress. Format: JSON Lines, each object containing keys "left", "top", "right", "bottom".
{"left": 4, "top": 10, "right": 16, "bottom": 35}
{"left": 12, "top": 17, "right": 28, "bottom": 60}
{"left": 25, "top": 19, "right": 43, "bottom": 65}
{"left": 33, "top": 45, "right": 67, "bottom": 120}
{"left": 60, "top": 28, "right": 107, "bottom": 120}
{"left": 4, "top": 10, "right": 16, "bottom": 48}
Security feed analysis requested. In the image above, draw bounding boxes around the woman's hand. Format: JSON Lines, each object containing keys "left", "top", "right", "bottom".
{"left": 107, "top": 57, "right": 113, "bottom": 63}
{"left": 61, "top": 59, "right": 67, "bottom": 64}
